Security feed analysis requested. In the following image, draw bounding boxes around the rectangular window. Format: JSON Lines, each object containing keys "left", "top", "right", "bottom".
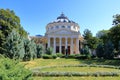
{"left": 62, "top": 26, "right": 65, "bottom": 28}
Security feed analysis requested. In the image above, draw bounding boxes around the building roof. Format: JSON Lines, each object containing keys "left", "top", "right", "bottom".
{"left": 50, "top": 13, "right": 76, "bottom": 23}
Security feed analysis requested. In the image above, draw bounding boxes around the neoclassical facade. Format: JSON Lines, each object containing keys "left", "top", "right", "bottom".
{"left": 45, "top": 13, "right": 82, "bottom": 54}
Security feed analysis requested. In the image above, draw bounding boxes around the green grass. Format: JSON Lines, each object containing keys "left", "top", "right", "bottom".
{"left": 22, "top": 58, "right": 80, "bottom": 69}
{"left": 22, "top": 58, "right": 120, "bottom": 80}
{"left": 40, "top": 66, "right": 119, "bottom": 72}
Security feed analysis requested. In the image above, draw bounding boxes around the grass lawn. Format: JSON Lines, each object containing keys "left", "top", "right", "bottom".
{"left": 22, "top": 58, "right": 120, "bottom": 80}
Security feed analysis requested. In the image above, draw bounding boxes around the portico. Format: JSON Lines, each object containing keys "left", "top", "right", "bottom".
{"left": 48, "top": 36, "right": 80, "bottom": 54}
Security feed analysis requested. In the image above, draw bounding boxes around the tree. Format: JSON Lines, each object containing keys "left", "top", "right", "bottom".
{"left": 30, "top": 40, "right": 37, "bottom": 59}
{"left": 46, "top": 47, "right": 53, "bottom": 55}
{"left": 83, "top": 29, "right": 100, "bottom": 49}
{"left": 23, "top": 39, "right": 31, "bottom": 61}
{"left": 0, "top": 9, "right": 27, "bottom": 55}
{"left": 96, "top": 43, "right": 104, "bottom": 58}
{"left": 83, "top": 29, "right": 92, "bottom": 40}
{"left": 83, "top": 45, "right": 92, "bottom": 59}
{"left": 23, "top": 39, "right": 37, "bottom": 61}
{"left": 104, "top": 40, "right": 114, "bottom": 59}
{"left": 113, "top": 14, "right": 120, "bottom": 25}
{"left": 5, "top": 30, "right": 25, "bottom": 59}
{"left": 96, "top": 30, "right": 109, "bottom": 44}
{"left": 36, "top": 44, "right": 44, "bottom": 58}
{"left": 109, "top": 24, "right": 120, "bottom": 50}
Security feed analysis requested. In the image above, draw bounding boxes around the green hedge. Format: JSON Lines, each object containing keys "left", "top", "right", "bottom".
{"left": 31, "top": 64, "right": 120, "bottom": 77}
{"left": 42, "top": 54, "right": 57, "bottom": 59}
{"left": 32, "top": 71, "right": 119, "bottom": 77}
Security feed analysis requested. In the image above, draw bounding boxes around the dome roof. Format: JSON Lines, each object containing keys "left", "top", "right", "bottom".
{"left": 50, "top": 13, "right": 75, "bottom": 23}
{"left": 57, "top": 13, "right": 68, "bottom": 20}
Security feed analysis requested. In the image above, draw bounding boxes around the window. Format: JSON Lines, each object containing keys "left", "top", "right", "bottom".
{"left": 62, "top": 26, "right": 65, "bottom": 28}
{"left": 73, "top": 26, "right": 76, "bottom": 29}
{"left": 51, "top": 27, "right": 53, "bottom": 29}
{"left": 68, "top": 26, "right": 70, "bottom": 28}
{"left": 56, "top": 26, "right": 59, "bottom": 29}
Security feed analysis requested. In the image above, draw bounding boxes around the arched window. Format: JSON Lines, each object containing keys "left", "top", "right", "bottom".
{"left": 62, "top": 26, "right": 65, "bottom": 28}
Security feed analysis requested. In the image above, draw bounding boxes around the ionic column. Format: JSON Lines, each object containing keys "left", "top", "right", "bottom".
{"left": 70, "top": 38, "right": 73, "bottom": 54}
{"left": 65, "top": 37, "right": 68, "bottom": 49}
{"left": 59, "top": 37, "right": 62, "bottom": 53}
{"left": 76, "top": 38, "right": 79, "bottom": 54}
{"left": 54, "top": 37, "right": 56, "bottom": 53}
{"left": 48, "top": 37, "right": 50, "bottom": 48}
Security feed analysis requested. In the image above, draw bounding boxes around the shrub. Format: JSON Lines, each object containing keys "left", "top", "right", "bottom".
{"left": 42, "top": 54, "right": 57, "bottom": 59}
{"left": 46, "top": 47, "right": 53, "bottom": 55}
{"left": 68, "top": 54, "right": 76, "bottom": 58}
{"left": 32, "top": 64, "right": 120, "bottom": 77}
{"left": 0, "top": 56, "right": 32, "bottom": 80}
{"left": 42, "top": 54, "right": 53, "bottom": 59}
{"left": 36, "top": 44, "right": 44, "bottom": 58}
{"left": 56, "top": 53, "right": 64, "bottom": 58}
{"left": 32, "top": 71, "right": 119, "bottom": 77}
{"left": 51, "top": 54, "right": 57, "bottom": 59}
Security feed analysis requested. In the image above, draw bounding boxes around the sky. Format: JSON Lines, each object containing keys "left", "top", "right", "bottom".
{"left": 0, "top": 0, "right": 120, "bottom": 36}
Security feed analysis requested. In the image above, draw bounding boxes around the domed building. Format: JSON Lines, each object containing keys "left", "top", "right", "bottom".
{"left": 45, "top": 13, "right": 82, "bottom": 54}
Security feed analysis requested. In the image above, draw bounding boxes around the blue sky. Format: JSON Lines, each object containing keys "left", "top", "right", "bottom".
{"left": 1, "top": 0, "right": 120, "bottom": 36}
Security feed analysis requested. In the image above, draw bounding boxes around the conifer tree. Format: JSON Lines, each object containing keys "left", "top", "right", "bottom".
{"left": 36, "top": 44, "right": 44, "bottom": 58}
{"left": 30, "top": 39, "right": 37, "bottom": 59}
{"left": 5, "top": 30, "right": 25, "bottom": 59}
{"left": 23, "top": 39, "right": 37, "bottom": 61}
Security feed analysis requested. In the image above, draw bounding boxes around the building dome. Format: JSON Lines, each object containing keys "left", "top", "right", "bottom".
{"left": 46, "top": 13, "right": 80, "bottom": 35}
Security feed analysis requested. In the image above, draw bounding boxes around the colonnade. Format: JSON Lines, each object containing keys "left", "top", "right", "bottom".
{"left": 48, "top": 37, "right": 79, "bottom": 54}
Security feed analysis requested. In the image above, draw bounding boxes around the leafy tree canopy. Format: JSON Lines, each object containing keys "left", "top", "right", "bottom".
{"left": 0, "top": 9, "right": 27, "bottom": 54}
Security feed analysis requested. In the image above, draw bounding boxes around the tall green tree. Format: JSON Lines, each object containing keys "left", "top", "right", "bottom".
{"left": 104, "top": 40, "right": 114, "bottom": 59}
{"left": 83, "top": 29, "right": 92, "bottom": 40}
{"left": 96, "top": 30, "right": 109, "bottom": 44}
{"left": 23, "top": 39, "right": 31, "bottom": 61}
{"left": 113, "top": 14, "right": 120, "bottom": 25}
{"left": 23, "top": 39, "right": 37, "bottom": 61}
{"left": 96, "top": 43, "right": 104, "bottom": 58}
{"left": 109, "top": 24, "right": 120, "bottom": 50}
{"left": 36, "top": 44, "right": 44, "bottom": 58}
{"left": 83, "top": 29, "right": 100, "bottom": 49}
{"left": 5, "top": 30, "right": 25, "bottom": 59}
{"left": 0, "top": 9, "right": 27, "bottom": 54}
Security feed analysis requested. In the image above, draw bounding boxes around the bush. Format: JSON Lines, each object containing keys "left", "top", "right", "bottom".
{"left": 46, "top": 47, "right": 53, "bottom": 55}
{"left": 42, "top": 54, "right": 53, "bottom": 59}
{"left": 42, "top": 54, "right": 57, "bottom": 59}
{"left": 52, "top": 54, "right": 57, "bottom": 59}
{"left": 32, "top": 64, "right": 120, "bottom": 77}
{"left": 32, "top": 71, "right": 119, "bottom": 77}
{"left": 56, "top": 53, "right": 64, "bottom": 58}
{"left": 0, "top": 56, "right": 32, "bottom": 80}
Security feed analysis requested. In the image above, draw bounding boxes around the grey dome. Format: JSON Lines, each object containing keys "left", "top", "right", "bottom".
{"left": 50, "top": 13, "right": 75, "bottom": 23}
